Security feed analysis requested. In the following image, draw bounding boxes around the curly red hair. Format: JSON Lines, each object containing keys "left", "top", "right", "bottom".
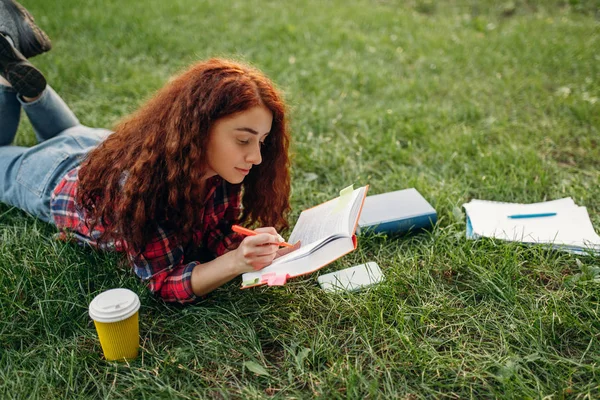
{"left": 77, "top": 58, "right": 291, "bottom": 251}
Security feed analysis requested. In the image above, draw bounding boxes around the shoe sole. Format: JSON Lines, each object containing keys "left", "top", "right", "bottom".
{"left": 0, "top": 34, "right": 46, "bottom": 98}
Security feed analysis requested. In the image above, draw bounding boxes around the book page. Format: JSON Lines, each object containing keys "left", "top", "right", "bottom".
{"left": 347, "top": 189, "right": 366, "bottom": 233}
{"left": 288, "top": 188, "right": 362, "bottom": 246}
{"left": 270, "top": 233, "right": 344, "bottom": 265}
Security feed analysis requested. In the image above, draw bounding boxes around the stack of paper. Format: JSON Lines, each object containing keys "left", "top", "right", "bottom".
{"left": 463, "top": 198, "right": 600, "bottom": 255}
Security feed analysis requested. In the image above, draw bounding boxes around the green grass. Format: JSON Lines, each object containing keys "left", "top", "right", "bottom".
{"left": 1, "top": 0, "right": 599, "bottom": 398}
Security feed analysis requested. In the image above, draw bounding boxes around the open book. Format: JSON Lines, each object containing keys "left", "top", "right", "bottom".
{"left": 241, "top": 185, "right": 369, "bottom": 288}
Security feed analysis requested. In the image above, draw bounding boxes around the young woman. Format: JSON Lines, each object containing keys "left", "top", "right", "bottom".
{"left": 0, "top": 2, "right": 296, "bottom": 304}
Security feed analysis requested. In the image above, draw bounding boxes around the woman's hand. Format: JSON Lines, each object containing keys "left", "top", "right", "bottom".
{"left": 233, "top": 227, "right": 282, "bottom": 273}
{"left": 189, "top": 228, "right": 302, "bottom": 296}
{"left": 275, "top": 240, "right": 301, "bottom": 259}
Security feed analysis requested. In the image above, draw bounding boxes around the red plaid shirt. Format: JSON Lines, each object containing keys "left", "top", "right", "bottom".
{"left": 50, "top": 167, "right": 244, "bottom": 304}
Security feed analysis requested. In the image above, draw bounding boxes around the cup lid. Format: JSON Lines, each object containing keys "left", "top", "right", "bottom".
{"left": 89, "top": 288, "right": 140, "bottom": 323}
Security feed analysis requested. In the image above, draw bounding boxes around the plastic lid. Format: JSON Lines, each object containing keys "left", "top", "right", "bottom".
{"left": 89, "top": 288, "right": 140, "bottom": 323}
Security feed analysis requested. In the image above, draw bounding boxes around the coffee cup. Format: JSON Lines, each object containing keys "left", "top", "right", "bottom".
{"left": 89, "top": 288, "right": 141, "bottom": 361}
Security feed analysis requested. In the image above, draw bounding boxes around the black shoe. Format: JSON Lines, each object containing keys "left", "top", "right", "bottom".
{"left": 0, "top": 33, "right": 46, "bottom": 97}
{"left": 0, "top": 0, "right": 51, "bottom": 59}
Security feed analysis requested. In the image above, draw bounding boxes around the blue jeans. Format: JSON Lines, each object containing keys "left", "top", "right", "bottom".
{"left": 0, "top": 85, "right": 111, "bottom": 223}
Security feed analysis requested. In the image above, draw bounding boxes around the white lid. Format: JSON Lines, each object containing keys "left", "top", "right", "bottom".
{"left": 89, "top": 288, "right": 140, "bottom": 323}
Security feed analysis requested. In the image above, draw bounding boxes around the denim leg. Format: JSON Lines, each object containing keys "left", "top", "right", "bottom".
{"left": 0, "top": 85, "right": 21, "bottom": 146}
{"left": 19, "top": 85, "right": 80, "bottom": 143}
{"left": 0, "top": 126, "right": 110, "bottom": 223}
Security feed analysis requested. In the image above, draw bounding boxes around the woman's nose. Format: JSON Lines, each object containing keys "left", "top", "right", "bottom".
{"left": 246, "top": 142, "right": 262, "bottom": 165}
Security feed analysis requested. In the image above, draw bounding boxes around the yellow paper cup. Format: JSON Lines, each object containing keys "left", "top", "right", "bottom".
{"left": 89, "top": 288, "right": 141, "bottom": 361}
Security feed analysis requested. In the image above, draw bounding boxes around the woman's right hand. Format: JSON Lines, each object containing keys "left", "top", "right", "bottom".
{"left": 233, "top": 227, "right": 282, "bottom": 273}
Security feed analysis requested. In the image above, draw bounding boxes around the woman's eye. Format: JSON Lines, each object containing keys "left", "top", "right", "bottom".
{"left": 238, "top": 139, "right": 250, "bottom": 145}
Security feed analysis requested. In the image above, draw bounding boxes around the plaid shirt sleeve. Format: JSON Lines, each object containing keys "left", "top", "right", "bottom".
{"left": 126, "top": 225, "right": 200, "bottom": 304}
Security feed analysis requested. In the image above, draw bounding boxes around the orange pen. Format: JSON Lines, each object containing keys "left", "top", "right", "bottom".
{"left": 231, "top": 225, "right": 293, "bottom": 248}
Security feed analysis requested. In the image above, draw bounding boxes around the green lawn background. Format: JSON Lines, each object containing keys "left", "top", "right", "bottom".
{"left": 1, "top": 0, "right": 599, "bottom": 398}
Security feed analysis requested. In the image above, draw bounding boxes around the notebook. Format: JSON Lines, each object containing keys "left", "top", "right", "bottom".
{"left": 463, "top": 197, "right": 600, "bottom": 254}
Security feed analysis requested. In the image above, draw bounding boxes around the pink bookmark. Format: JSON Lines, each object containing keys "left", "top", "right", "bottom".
{"left": 260, "top": 272, "right": 276, "bottom": 285}
{"left": 267, "top": 274, "right": 289, "bottom": 286}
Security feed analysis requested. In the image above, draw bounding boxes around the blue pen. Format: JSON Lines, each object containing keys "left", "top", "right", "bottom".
{"left": 507, "top": 212, "right": 557, "bottom": 219}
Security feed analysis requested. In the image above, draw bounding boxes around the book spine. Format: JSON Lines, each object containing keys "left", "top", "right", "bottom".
{"left": 364, "top": 213, "right": 437, "bottom": 235}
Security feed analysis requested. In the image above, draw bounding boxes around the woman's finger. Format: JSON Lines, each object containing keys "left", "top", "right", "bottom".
{"left": 251, "top": 244, "right": 279, "bottom": 257}
{"left": 253, "top": 227, "right": 278, "bottom": 236}
{"left": 251, "top": 254, "right": 277, "bottom": 270}
{"left": 243, "top": 233, "right": 279, "bottom": 247}
{"left": 274, "top": 240, "right": 301, "bottom": 259}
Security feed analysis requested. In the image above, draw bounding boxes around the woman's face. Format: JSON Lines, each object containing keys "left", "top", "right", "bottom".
{"left": 204, "top": 105, "right": 273, "bottom": 184}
